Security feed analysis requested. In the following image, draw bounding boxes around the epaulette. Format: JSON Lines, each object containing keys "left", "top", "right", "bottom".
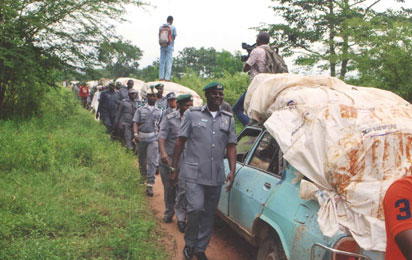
{"left": 189, "top": 106, "right": 202, "bottom": 111}
{"left": 166, "top": 111, "right": 179, "bottom": 119}
{"left": 221, "top": 110, "right": 233, "bottom": 117}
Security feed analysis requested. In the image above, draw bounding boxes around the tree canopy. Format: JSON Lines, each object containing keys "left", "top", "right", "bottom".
{"left": 265, "top": 0, "right": 407, "bottom": 78}
{"left": 0, "top": 0, "right": 143, "bottom": 118}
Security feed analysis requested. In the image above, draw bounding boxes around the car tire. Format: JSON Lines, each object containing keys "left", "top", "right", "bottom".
{"left": 257, "top": 234, "right": 287, "bottom": 260}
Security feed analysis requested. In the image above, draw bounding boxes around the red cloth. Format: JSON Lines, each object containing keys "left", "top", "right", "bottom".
{"left": 79, "top": 86, "right": 89, "bottom": 97}
{"left": 383, "top": 176, "right": 412, "bottom": 260}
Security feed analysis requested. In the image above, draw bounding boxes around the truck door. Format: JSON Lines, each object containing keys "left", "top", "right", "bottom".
{"left": 218, "top": 127, "right": 262, "bottom": 216}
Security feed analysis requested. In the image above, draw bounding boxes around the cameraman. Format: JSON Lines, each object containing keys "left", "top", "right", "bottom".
{"left": 233, "top": 32, "right": 270, "bottom": 126}
{"left": 243, "top": 31, "right": 270, "bottom": 79}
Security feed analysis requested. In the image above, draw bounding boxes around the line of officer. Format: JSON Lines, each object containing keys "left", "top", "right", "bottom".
{"left": 158, "top": 94, "right": 193, "bottom": 231}
{"left": 132, "top": 85, "right": 162, "bottom": 196}
{"left": 114, "top": 88, "right": 142, "bottom": 150}
{"left": 172, "top": 82, "right": 237, "bottom": 260}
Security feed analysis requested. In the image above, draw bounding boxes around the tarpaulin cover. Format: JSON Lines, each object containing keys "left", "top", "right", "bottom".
{"left": 146, "top": 81, "right": 203, "bottom": 107}
{"left": 244, "top": 73, "right": 412, "bottom": 251}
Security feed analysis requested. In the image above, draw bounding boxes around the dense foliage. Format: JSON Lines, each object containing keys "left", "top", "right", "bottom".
{"left": 265, "top": 0, "right": 408, "bottom": 78}
{"left": 0, "top": 0, "right": 143, "bottom": 118}
{"left": 135, "top": 47, "right": 243, "bottom": 82}
{"left": 0, "top": 88, "right": 167, "bottom": 259}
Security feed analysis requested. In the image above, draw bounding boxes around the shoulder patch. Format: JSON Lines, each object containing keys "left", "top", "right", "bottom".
{"left": 221, "top": 110, "right": 233, "bottom": 117}
{"left": 190, "top": 106, "right": 202, "bottom": 111}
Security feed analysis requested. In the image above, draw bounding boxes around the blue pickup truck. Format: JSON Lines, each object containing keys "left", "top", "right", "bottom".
{"left": 217, "top": 126, "right": 384, "bottom": 260}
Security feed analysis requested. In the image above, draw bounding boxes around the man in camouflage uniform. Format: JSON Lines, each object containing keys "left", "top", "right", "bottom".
{"left": 115, "top": 89, "right": 141, "bottom": 150}
{"left": 133, "top": 86, "right": 162, "bottom": 196}
{"left": 158, "top": 94, "right": 193, "bottom": 228}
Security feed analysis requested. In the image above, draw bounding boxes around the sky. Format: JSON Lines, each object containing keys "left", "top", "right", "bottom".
{"left": 116, "top": 0, "right": 412, "bottom": 68}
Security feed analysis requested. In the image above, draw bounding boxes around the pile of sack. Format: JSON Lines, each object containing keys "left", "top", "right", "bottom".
{"left": 245, "top": 73, "right": 412, "bottom": 251}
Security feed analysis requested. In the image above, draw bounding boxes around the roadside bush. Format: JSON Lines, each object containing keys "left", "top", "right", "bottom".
{"left": 0, "top": 88, "right": 167, "bottom": 259}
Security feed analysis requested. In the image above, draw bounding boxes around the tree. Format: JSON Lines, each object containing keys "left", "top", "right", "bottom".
{"left": 350, "top": 10, "right": 412, "bottom": 101}
{"left": 0, "top": 0, "right": 143, "bottom": 118}
{"left": 98, "top": 40, "right": 142, "bottom": 78}
{"left": 172, "top": 47, "right": 243, "bottom": 78}
{"left": 266, "top": 0, "right": 405, "bottom": 78}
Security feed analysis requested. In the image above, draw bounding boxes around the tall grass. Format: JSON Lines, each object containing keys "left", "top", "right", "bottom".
{"left": 0, "top": 88, "right": 168, "bottom": 259}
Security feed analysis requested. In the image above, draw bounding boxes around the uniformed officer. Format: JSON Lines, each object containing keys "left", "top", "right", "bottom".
{"left": 115, "top": 89, "right": 141, "bottom": 150}
{"left": 97, "top": 82, "right": 120, "bottom": 134}
{"left": 172, "top": 82, "right": 237, "bottom": 260}
{"left": 133, "top": 86, "right": 163, "bottom": 196}
{"left": 154, "top": 83, "right": 168, "bottom": 110}
{"left": 163, "top": 92, "right": 177, "bottom": 117}
{"left": 119, "top": 79, "right": 134, "bottom": 100}
{"left": 158, "top": 94, "right": 193, "bottom": 227}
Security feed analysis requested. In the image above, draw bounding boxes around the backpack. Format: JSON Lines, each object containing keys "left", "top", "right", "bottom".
{"left": 260, "top": 45, "right": 289, "bottom": 74}
{"left": 159, "top": 25, "right": 172, "bottom": 47}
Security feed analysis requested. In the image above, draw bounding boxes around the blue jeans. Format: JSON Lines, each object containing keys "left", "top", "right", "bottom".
{"left": 232, "top": 92, "right": 250, "bottom": 126}
{"left": 159, "top": 46, "right": 174, "bottom": 80}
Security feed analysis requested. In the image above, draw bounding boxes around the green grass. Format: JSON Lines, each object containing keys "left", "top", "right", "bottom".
{"left": 0, "top": 88, "right": 168, "bottom": 259}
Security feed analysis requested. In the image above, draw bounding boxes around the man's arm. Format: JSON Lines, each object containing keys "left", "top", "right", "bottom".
{"left": 171, "top": 137, "right": 187, "bottom": 181}
{"left": 158, "top": 115, "right": 170, "bottom": 165}
{"left": 132, "top": 109, "right": 140, "bottom": 142}
{"left": 396, "top": 230, "right": 412, "bottom": 260}
{"left": 243, "top": 63, "right": 251, "bottom": 73}
{"left": 225, "top": 143, "right": 237, "bottom": 191}
{"left": 243, "top": 48, "right": 258, "bottom": 72}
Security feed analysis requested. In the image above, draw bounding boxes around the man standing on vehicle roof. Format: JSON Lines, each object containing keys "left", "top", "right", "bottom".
{"left": 158, "top": 94, "right": 193, "bottom": 227}
{"left": 159, "top": 16, "right": 177, "bottom": 81}
{"left": 384, "top": 176, "right": 412, "bottom": 260}
{"left": 172, "top": 82, "right": 237, "bottom": 260}
{"left": 133, "top": 86, "right": 162, "bottom": 196}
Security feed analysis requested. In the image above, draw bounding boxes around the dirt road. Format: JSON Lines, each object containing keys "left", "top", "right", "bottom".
{"left": 149, "top": 175, "right": 257, "bottom": 260}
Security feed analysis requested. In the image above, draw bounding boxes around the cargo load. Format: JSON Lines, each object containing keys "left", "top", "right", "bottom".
{"left": 244, "top": 73, "right": 412, "bottom": 251}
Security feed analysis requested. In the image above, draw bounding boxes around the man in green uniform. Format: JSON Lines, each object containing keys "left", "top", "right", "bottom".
{"left": 172, "top": 82, "right": 237, "bottom": 260}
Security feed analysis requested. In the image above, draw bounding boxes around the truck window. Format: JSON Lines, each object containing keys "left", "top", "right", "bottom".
{"left": 236, "top": 128, "right": 261, "bottom": 163}
{"left": 248, "top": 132, "right": 284, "bottom": 177}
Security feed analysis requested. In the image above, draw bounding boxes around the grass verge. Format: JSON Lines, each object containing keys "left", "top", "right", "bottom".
{"left": 0, "top": 88, "right": 168, "bottom": 259}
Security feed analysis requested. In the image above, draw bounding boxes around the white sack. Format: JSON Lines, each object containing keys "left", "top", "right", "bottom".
{"left": 245, "top": 73, "right": 412, "bottom": 251}
{"left": 146, "top": 81, "right": 203, "bottom": 107}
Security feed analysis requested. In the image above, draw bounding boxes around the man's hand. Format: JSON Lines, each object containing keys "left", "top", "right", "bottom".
{"left": 161, "top": 153, "right": 171, "bottom": 165}
{"left": 225, "top": 172, "right": 235, "bottom": 191}
{"left": 169, "top": 169, "right": 178, "bottom": 186}
{"left": 133, "top": 136, "right": 140, "bottom": 143}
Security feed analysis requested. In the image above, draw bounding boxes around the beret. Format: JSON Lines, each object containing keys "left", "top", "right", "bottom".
{"left": 154, "top": 83, "right": 164, "bottom": 88}
{"left": 176, "top": 94, "right": 193, "bottom": 103}
{"left": 166, "top": 92, "right": 176, "bottom": 100}
{"left": 203, "top": 82, "right": 224, "bottom": 91}
{"left": 145, "top": 85, "right": 158, "bottom": 95}
{"left": 128, "top": 89, "right": 138, "bottom": 94}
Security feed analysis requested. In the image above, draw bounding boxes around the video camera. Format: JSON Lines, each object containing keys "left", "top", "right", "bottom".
{"left": 241, "top": 42, "right": 256, "bottom": 62}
